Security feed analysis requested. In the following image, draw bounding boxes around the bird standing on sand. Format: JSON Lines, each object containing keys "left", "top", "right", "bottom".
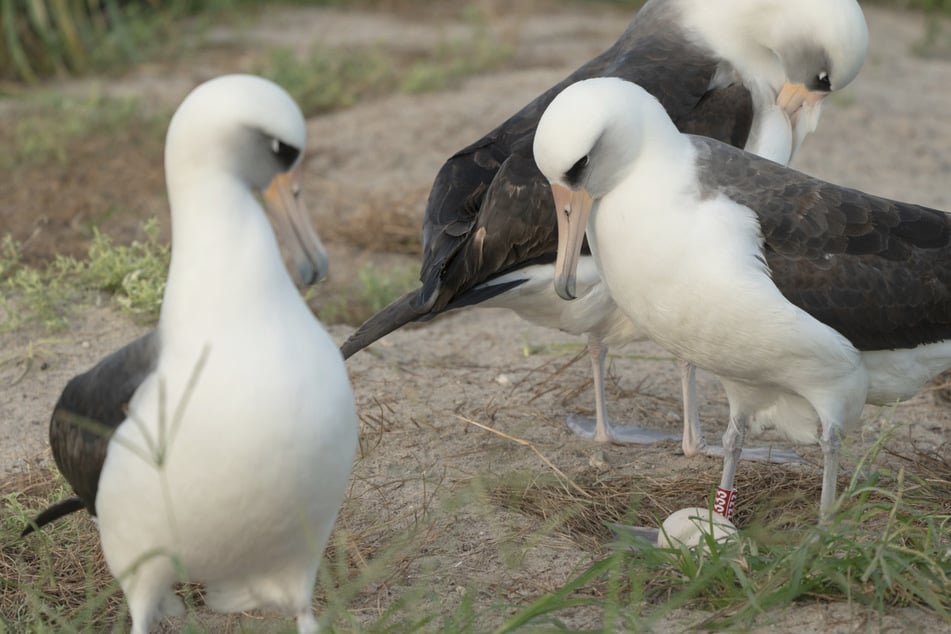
{"left": 24, "top": 75, "right": 356, "bottom": 633}
{"left": 341, "top": 0, "right": 868, "bottom": 458}
{"left": 534, "top": 77, "right": 951, "bottom": 519}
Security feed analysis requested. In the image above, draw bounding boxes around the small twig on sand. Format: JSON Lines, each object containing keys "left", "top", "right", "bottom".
{"left": 451, "top": 413, "right": 592, "bottom": 499}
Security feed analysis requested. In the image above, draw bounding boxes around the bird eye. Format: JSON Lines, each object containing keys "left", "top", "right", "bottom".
{"left": 270, "top": 138, "right": 301, "bottom": 170}
{"left": 564, "top": 155, "right": 589, "bottom": 184}
{"left": 817, "top": 71, "right": 831, "bottom": 91}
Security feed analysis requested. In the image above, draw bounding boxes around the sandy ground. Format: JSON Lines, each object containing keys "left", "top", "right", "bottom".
{"left": 2, "top": 2, "right": 951, "bottom": 631}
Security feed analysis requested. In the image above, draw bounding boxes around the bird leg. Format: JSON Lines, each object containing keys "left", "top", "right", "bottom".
{"left": 567, "top": 349, "right": 801, "bottom": 465}
{"left": 565, "top": 333, "right": 679, "bottom": 444}
{"left": 297, "top": 608, "right": 319, "bottom": 634}
{"left": 713, "top": 414, "right": 747, "bottom": 520}
{"left": 589, "top": 333, "right": 613, "bottom": 443}
{"left": 818, "top": 420, "right": 842, "bottom": 521}
{"left": 686, "top": 366, "right": 802, "bottom": 465}
{"left": 680, "top": 360, "right": 705, "bottom": 456}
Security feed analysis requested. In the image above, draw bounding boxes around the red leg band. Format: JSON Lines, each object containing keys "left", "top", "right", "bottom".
{"left": 713, "top": 486, "right": 737, "bottom": 520}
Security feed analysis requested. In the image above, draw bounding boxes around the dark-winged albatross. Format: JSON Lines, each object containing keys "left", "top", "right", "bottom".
{"left": 534, "top": 76, "right": 951, "bottom": 519}
{"left": 22, "top": 75, "right": 357, "bottom": 634}
{"left": 340, "top": 0, "right": 868, "bottom": 455}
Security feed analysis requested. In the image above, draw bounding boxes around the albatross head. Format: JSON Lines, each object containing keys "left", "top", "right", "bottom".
{"left": 533, "top": 78, "right": 677, "bottom": 301}
{"left": 761, "top": 0, "right": 868, "bottom": 121}
{"left": 164, "top": 74, "right": 328, "bottom": 286}
{"left": 679, "top": 0, "right": 868, "bottom": 125}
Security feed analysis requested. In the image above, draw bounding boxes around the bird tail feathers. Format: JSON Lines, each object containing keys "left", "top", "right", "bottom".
{"left": 21, "top": 496, "right": 86, "bottom": 537}
{"left": 340, "top": 288, "right": 427, "bottom": 359}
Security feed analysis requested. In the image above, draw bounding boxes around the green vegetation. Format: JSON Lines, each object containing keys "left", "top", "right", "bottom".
{"left": 259, "top": 46, "right": 393, "bottom": 117}
{"left": 488, "top": 436, "right": 951, "bottom": 630}
{"left": 3, "top": 0, "right": 950, "bottom": 87}
{"left": 0, "top": 219, "right": 169, "bottom": 331}
{"left": 0, "top": 0, "right": 330, "bottom": 83}
{"left": 399, "top": 26, "right": 512, "bottom": 95}
{"left": 0, "top": 0, "right": 187, "bottom": 83}
{"left": 0, "top": 468, "right": 123, "bottom": 631}
{"left": 315, "top": 262, "right": 418, "bottom": 325}
{"left": 2, "top": 429, "right": 948, "bottom": 631}
{"left": 0, "top": 229, "right": 418, "bottom": 332}
{"left": 0, "top": 92, "right": 165, "bottom": 171}
{"left": 0, "top": 0, "right": 460, "bottom": 85}
{"left": 257, "top": 28, "right": 512, "bottom": 117}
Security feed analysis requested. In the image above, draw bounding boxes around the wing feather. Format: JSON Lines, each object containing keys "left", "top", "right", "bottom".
{"left": 692, "top": 136, "right": 951, "bottom": 350}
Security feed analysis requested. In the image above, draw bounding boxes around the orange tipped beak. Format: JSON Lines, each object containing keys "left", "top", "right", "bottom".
{"left": 263, "top": 164, "right": 328, "bottom": 287}
{"left": 776, "top": 81, "right": 828, "bottom": 124}
{"left": 552, "top": 183, "right": 594, "bottom": 301}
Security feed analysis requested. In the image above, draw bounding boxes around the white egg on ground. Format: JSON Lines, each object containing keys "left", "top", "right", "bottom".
{"left": 657, "top": 507, "right": 738, "bottom": 549}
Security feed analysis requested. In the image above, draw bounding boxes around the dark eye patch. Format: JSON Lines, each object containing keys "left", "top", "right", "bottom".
{"left": 271, "top": 138, "right": 301, "bottom": 171}
{"left": 564, "top": 155, "right": 589, "bottom": 186}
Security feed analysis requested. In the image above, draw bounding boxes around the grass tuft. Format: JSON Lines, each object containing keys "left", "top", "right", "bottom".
{"left": 78, "top": 218, "right": 169, "bottom": 316}
{"left": 2, "top": 438, "right": 949, "bottom": 630}
{"left": 316, "top": 262, "right": 418, "bottom": 325}
{"left": 257, "top": 26, "right": 513, "bottom": 117}
{"left": 259, "top": 45, "right": 394, "bottom": 117}
{"left": 1, "top": 219, "right": 169, "bottom": 332}
{"left": 399, "top": 25, "right": 513, "bottom": 94}
{"left": 0, "top": 467, "right": 122, "bottom": 631}
{"left": 0, "top": 92, "right": 166, "bottom": 172}
{"left": 488, "top": 437, "right": 951, "bottom": 630}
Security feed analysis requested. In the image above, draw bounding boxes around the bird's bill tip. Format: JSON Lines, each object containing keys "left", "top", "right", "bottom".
{"left": 552, "top": 184, "right": 592, "bottom": 302}
{"left": 263, "top": 165, "right": 329, "bottom": 287}
{"left": 776, "top": 81, "right": 828, "bottom": 121}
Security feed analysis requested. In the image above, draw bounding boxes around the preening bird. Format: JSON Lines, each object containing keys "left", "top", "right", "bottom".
{"left": 340, "top": 0, "right": 868, "bottom": 457}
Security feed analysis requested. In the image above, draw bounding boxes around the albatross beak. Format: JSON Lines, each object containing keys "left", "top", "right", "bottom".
{"left": 263, "top": 164, "right": 329, "bottom": 287}
{"left": 776, "top": 82, "right": 827, "bottom": 124}
{"left": 552, "top": 183, "right": 593, "bottom": 301}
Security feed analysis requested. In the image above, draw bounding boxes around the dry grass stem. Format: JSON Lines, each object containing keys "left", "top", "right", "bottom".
{"left": 452, "top": 413, "right": 593, "bottom": 499}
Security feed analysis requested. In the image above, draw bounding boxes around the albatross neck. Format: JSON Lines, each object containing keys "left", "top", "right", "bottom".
{"left": 161, "top": 172, "right": 298, "bottom": 329}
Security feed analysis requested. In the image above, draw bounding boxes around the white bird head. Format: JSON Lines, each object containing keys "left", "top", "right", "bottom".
{"left": 164, "top": 74, "right": 328, "bottom": 286}
{"left": 677, "top": 0, "right": 868, "bottom": 125}
{"left": 534, "top": 78, "right": 678, "bottom": 301}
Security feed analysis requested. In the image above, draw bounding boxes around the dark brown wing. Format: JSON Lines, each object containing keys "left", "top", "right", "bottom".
{"left": 342, "top": 1, "right": 755, "bottom": 356}
{"left": 692, "top": 136, "right": 951, "bottom": 350}
{"left": 428, "top": 154, "right": 558, "bottom": 310}
{"left": 48, "top": 332, "right": 159, "bottom": 517}
{"left": 417, "top": 1, "right": 731, "bottom": 310}
{"left": 679, "top": 83, "right": 753, "bottom": 149}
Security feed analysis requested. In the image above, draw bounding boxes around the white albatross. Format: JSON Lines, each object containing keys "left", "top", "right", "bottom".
{"left": 534, "top": 77, "right": 951, "bottom": 519}
{"left": 340, "top": 0, "right": 868, "bottom": 458}
{"left": 22, "top": 75, "right": 357, "bottom": 633}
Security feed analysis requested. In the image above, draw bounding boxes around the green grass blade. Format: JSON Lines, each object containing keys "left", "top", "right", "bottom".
{"left": 1, "top": 0, "right": 38, "bottom": 82}
{"left": 49, "top": 0, "right": 87, "bottom": 72}
{"left": 24, "top": 0, "right": 68, "bottom": 76}
{"left": 494, "top": 556, "right": 618, "bottom": 633}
